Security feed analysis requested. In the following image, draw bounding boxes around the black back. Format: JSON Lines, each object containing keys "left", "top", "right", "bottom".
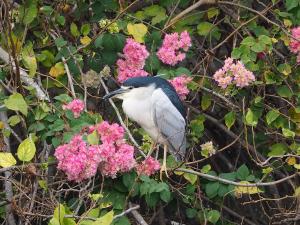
{"left": 123, "top": 76, "right": 186, "bottom": 118}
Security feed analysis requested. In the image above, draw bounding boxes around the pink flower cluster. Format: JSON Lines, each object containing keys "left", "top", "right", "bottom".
{"left": 136, "top": 157, "right": 160, "bottom": 176}
{"left": 289, "top": 27, "right": 300, "bottom": 63}
{"left": 157, "top": 31, "right": 192, "bottom": 66}
{"left": 117, "top": 38, "right": 149, "bottom": 83}
{"left": 213, "top": 58, "right": 256, "bottom": 89}
{"left": 54, "top": 121, "right": 136, "bottom": 181}
{"left": 90, "top": 121, "right": 136, "bottom": 178}
{"left": 169, "top": 75, "right": 192, "bottom": 100}
{"left": 62, "top": 99, "right": 85, "bottom": 118}
{"left": 54, "top": 135, "right": 102, "bottom": 182}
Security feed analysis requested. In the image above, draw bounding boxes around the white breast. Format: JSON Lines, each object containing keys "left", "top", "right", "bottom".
{"left": 121, "top": 85, "right": 165, "bottom": 143}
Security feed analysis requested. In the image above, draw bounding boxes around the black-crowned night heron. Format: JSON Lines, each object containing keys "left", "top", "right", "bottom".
{"left": 104, "top": 76, "right": 186, "bottom": 178}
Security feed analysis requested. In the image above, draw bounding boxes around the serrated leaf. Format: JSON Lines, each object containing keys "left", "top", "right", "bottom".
{"left": 17, "top": 137, "right": 36, "bottom": 162}
{"left": 207, "top": 210, "right": 220, "bottom": 224}
{"left": 127, "top": 23, "right": 148, "bottom": 43}
{"left": 278, "top": 63, "right": 291, "bottom": 76}
{"left": 19, "top": 0, "right": 38, "bottom": 25}
{"left": 224, "top": 111, "right": 236, "bottom": 129}
{"left": 282, "top": 128, "right": 295, "bottom": 138}
{"left": 205, "top": 182, "right": 220, "bottom": 198}
{"left": 201, "top": 94, "right": 211, "bottom": 110}
{"left": 8, "top": 115, "right": 21, "bottom": 126}
{"left": 277, "top": 85, "right": 293, "bottom": 99}
{"left": 49, "top": 62, "right": 65, "bottom": 78}
{"left": 183, "top": 172, "right": 198, "bottom": 184}
{"left": 207, "top": 8, "right": 219, "bottom": 19}
{"left": 268, "top": 143, "right": 288, "bottom": 156}
{"left": 245, "top": 108, "right": 258, "bottom": 126}
{"left": 234, "top": 181, "right": 262, "bottom": 197}
{"left": 91, "top": 210, "right": 114, "bottom": 225}
{"left": 237, "top": 164, "right": 250, "bottom": 180}
{"left": 21, "top": 42, "right": 37, "bottom": 77}
{"left": 70, "top": 23, "right": 80, "bottom": 37}
{"left": 266, "top": 109, "right": 280, "bottom": 125}
{"left": 80, "top": 36, "right": 92, "bottom": 46}
{"left": 0, "top": 153, "right": 17, "bottom": 168}
{"left": 4, "top": 93, "right": 28, "bottom": 116}
{"left": 81, "top": 24, "right": 91, "bottom": 36}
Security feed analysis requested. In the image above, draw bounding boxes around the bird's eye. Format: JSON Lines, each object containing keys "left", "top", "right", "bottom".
{"left": 128, "top": 86, "right": 134, "bottom": 89}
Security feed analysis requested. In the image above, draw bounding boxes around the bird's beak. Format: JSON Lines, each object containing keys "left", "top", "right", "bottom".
{"left": 103, "top": 88, "right": 127, "bottom": 100}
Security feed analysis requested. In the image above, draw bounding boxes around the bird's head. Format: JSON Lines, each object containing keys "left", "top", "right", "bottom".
{"left": 103, "top": 77, "right": 161, "bottom": 100}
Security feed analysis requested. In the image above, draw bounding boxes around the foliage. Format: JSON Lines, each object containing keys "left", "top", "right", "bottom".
{"left": 0, "top": 0, "right": 300, "bottom": 225}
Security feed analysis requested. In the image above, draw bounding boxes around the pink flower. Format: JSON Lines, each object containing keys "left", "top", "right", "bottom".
{"left": 62, "top": 99, "right": 85, "bottom": 118}
{"left": 289, "top": 27, "right": 300, "bottom": 63}
{"left": 55, "top": 121, "right": 137, "bottom": 181}
{"left": 117, "top": 59, "right": 148, "bottom": 83}
{"left": 54, "top": 135, "right": 102, "bottom": 182}
{"left": 93, "top": 121, "right": 125, "bottom": 143}
{"left": 136, "top": 157, "right": 160, "bottom": 176}
{"left": 157, "top": 31, "right": 192, "bottom": 66}
{"left": 169, "top": 75, "right": 192, "bottom": 100}
{"left": 289, "top": 27, "right": 300, "bottom": 53}
{"left": 117, "top": 38, "right": 149, "bottom": 83}
{"left": 213, "top": 57, "right": 255, "bottom": 89}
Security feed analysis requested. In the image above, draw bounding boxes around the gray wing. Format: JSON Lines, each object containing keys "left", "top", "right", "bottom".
{"left": 151, "top": 89, "right": 186, "bottom": 161}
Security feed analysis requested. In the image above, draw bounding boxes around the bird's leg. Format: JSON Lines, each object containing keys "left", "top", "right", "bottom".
{"left": 160, "top": 144, "right": 169, "bottom": 180}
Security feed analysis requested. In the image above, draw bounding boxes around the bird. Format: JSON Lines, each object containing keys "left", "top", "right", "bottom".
{"left": 103, "top": 76, "right": 186, "bottom": 179}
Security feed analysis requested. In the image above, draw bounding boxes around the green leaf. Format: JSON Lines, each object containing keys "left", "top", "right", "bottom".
{"left": 201, "top": 94, "right": 211, "bottom": 110}
{"left": 0, "top": 153, "right": 17, "bottom": 168}
{"left": 55, "top": 37, "right": 67, "bottom": 48}
{"left": 266, "top": 109, "right": 280, "bottom": 125}
{"left": 143, "top": 5, "right": 167, "bottom": 25}
{"left": 251, "top": 42, "right": 266, "bottom": 52}
{"left": 183, "top": 172, "right": 198, "bottom": 184}
{"left": 241, "top": 36, "right": 256, "bottom": 46}
{"left": 81, "top": 24, "right": 91, "bottom": 36}
{"left": 197, "top": 22, "right": 221, "bottom": 40}
{"left": 91, "top": 211, "right": 114, "bottom": 225}
{"left": 237, "top": 164, "right": 250, "bottom": 180}
{"left": 268, "top": 143, "right": 289, "bottom": 156}
{"left": 17, "top": 136, "right": 36, "bottom": 162}
{"left": 285, "top": 0, "right": 299, "bottom": 10}
{"left": 4, "top": 93, "right": 28, "bottom": 116}
{"left": 207, "top": 7, "right": 219, "bottom": 19}
{"left": 258, "top": 35, "right": 272, "bottom": 45}
{"left": 207, "top": 210, "right": 220, "bottom": 224}
{"left": 224, "top": 111, "right": 236, "bottom": 129}
{"left": 205, "top": 182, "right": 220, "bottom": 198}
{"left": 282, "top": 128, "right": 295, "bottom": 138}
{"left": 186, "top": 208, "right": 197, "bottom": 219}
{"left": 70, "top": 23, "right": 80, "bottom": 37}
{"left": 8, "top": 115, "right": 21, "bottom": 126}
{"left": 160, "top": 189, "right": 171, "bottom": 202}
{"left": 245, "top": 108, "right": 258, "bottom": 126}
{"left": 201, "top": 164, "right": 211, "bottom": 173}
{"left": 277, "top": 85, "right": 293, "bottom": 98}
{"left": 19, "top": 0, "right": 38, "bottom": 25}
{"left": 278, "top": 63, "right": 291, "bottom": 76}
{"left": 87, "top": 130, "right": 99, "bottom": 145}
{"left": 21, "top": 42, "right": 37, "bottom": 77}
{"left": 56, "top": 15, "right": 65, "bottom": 26}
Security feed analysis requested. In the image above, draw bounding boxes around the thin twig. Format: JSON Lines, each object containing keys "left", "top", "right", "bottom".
{"left": 176, "top": 168, "right": 299, "bottom": 187}
{"left": 129, "top": 202, "right": 148, "bottom": 225}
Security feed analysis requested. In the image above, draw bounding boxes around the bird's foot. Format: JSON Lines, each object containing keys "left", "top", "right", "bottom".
{"left": 160, "top": 164, "right": 169, "bottom": 180}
